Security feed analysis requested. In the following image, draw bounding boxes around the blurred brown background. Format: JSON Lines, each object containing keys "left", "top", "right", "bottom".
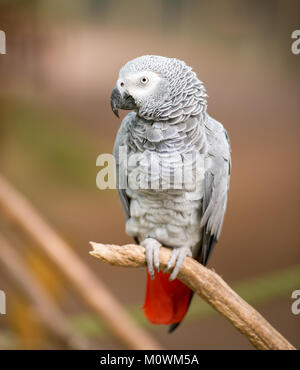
{"left": 0, "top": 0, "right": 299, "bottom": 349}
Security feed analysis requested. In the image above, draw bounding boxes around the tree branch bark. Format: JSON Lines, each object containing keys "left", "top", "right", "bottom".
{"left": 90, "top": 242, "right": 296, "bottom": 350}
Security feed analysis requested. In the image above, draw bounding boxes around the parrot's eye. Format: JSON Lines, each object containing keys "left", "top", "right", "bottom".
{"left": 120, "top": 82, "right": 124, "bottom": 87}
{"left": 140, "top": 76, "right": 149, "bottom": 85}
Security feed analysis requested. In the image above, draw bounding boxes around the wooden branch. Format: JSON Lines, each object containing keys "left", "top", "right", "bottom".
{"left": 0, "top": 175, "right": 161, "bottom": 350}
{"left": 0, "top": 234, "right": 87, "bottom": 349}
{"left": 90, "top": 242, "right": 296, "bottom": 350}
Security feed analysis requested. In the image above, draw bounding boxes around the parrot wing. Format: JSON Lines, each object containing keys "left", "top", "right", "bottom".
{"left": 169, "top": 117, "right": 231, "bottom": 332}
{"left": 113, "top": 112, "right": 136, "bottom": 220}
{"left": 199, "top": 115, "right": 231, "bottom": 265}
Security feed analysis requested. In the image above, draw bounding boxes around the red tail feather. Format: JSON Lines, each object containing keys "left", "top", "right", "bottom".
{"left": 143, "top": 270, "right": 191, "bottom": 325}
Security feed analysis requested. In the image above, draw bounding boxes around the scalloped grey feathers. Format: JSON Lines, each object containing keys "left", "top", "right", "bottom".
{"left": 113, "top": 55, "right": 231, "bottom": 266}
{"left": 120, "top": 55, "right": 207, "bottom": 122}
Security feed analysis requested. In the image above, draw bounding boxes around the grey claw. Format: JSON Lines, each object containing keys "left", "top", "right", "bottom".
{"left": 141, "top": 238, "right": 161, "bottom": 278}
{"left": 145, "top": 244, "right": 154, "bottom": 277}
{"left": 153, "top": 246, "right": 160, "bottom": 272}
{"left": 170, "top": 259, "right": 181, "bottom": 281}
{"left": 167, "top": 247, "right": 192, "bottom": 281}
{"left": 164, "top": 249, "right": 178, "bottom": 272}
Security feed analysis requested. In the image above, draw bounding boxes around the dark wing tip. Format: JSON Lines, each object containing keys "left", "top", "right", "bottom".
{"left": 168, "top": 322, "right": 181, "bottom": 334}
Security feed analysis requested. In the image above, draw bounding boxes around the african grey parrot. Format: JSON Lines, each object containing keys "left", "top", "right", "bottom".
{"left": 111, "top": 55, "right": 231, "bottom": 332}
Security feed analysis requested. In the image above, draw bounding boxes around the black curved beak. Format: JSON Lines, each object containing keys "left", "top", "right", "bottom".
{"left": 110, "top": 86, "right": 121, "bottom": 118}
{"left": 110, "top": 86, "right": 136, "bottom": 118}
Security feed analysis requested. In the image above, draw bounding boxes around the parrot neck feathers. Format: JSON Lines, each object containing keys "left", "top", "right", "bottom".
{"left": 138, "top": 67, "right": 207, "bottom": 123}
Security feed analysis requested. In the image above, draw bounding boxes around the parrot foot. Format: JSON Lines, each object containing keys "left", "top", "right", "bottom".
{"left": 164, "top": 246, "right": 192, "bottom": 281}
{"left": 141, "top": 238, "right": 161, "bottom": 279}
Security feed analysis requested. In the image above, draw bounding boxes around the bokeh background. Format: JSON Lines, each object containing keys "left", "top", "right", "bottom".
{"left": 0, "top": 0, "right": 299, "bottom": 349}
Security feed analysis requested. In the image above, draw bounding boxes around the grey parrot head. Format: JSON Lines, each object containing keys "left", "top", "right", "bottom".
{"left": 111, "top": 55, "right": 207, "bottom": 121}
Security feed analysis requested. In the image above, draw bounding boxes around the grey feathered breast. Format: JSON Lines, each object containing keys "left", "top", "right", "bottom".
{"left": 114, "top": 111, "right": 231, "bottom": 265}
